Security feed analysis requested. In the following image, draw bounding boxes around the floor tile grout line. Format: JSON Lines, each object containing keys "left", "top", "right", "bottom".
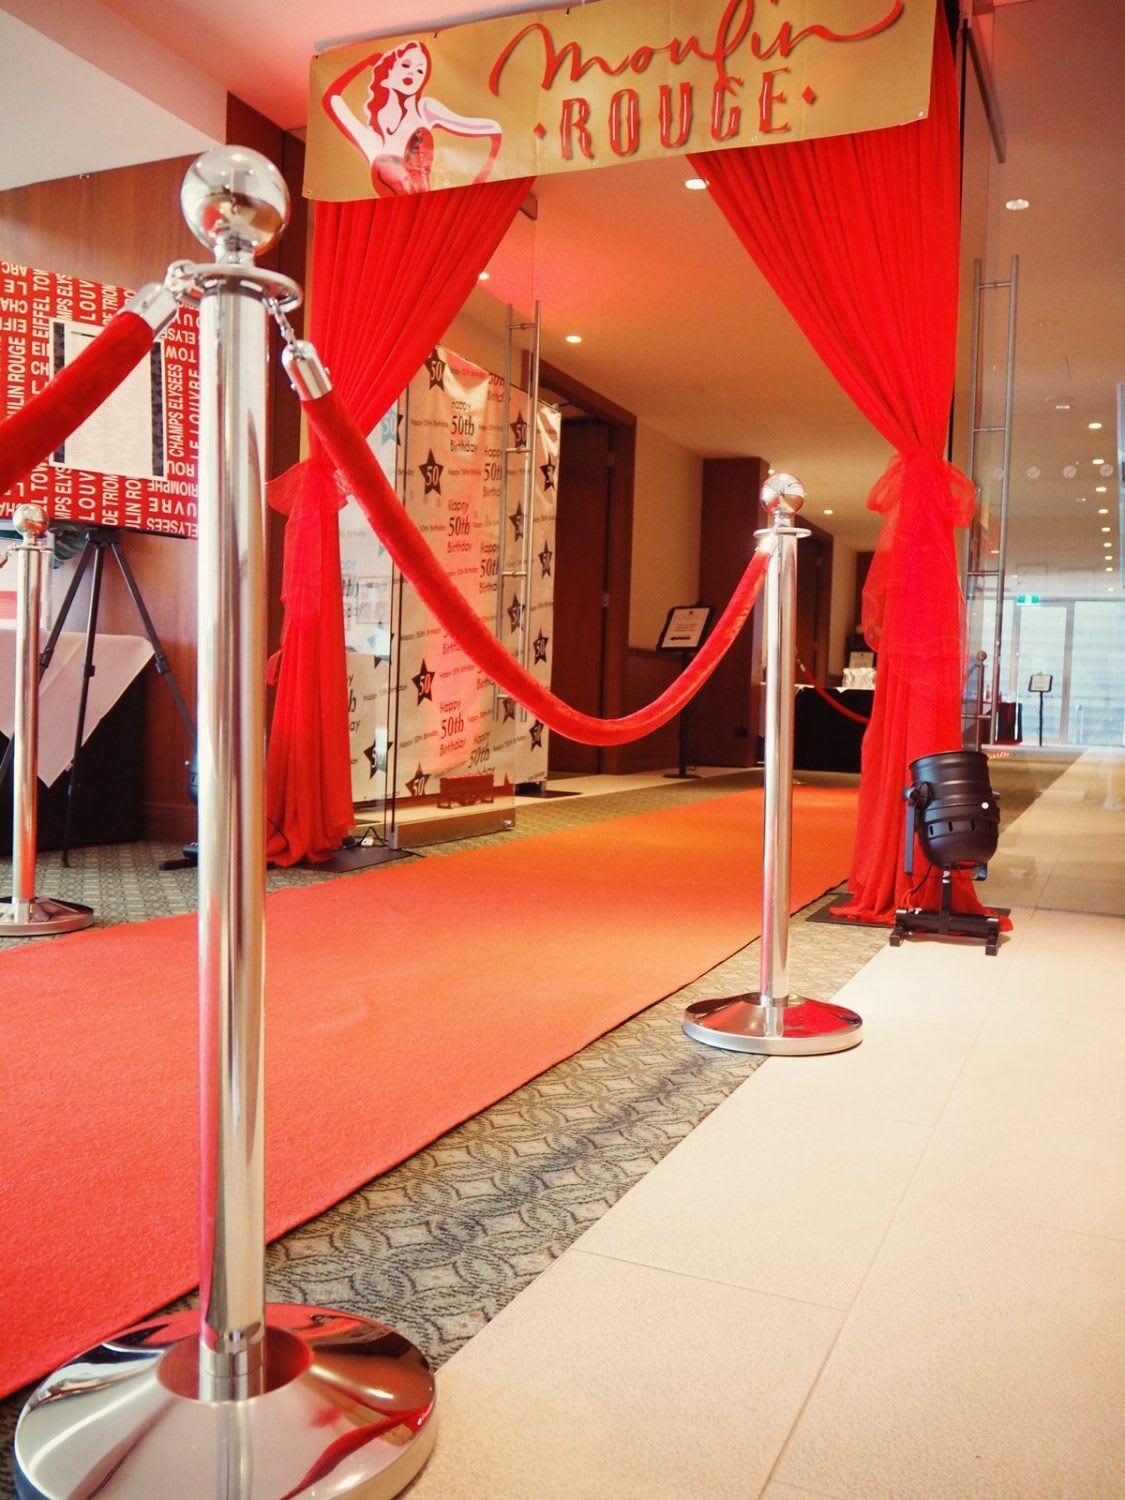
{"left": 566, "top": 1244, "right": 852, "bottom": 1315}
{"left": 878, "top": 1193, "right": 1125, "bottom": 1248}
{"left": 755, "top": 926, "right": 1020, "bottom": 1496}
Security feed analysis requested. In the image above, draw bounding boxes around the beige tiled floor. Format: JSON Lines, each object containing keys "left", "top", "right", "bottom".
{"left": 408, "top": 751, "right": 1125, "bottom": 1499}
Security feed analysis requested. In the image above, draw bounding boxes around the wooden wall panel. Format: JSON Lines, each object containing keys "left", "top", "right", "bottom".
{"left": 0, "top": 106, "right": 307, "bottom": 842}
{"left": 688, "top": 457, "right": 769, "bottom": 767}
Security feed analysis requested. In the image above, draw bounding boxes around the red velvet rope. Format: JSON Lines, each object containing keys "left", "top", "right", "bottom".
{"left": 796, "top": 659, "right": 872, "bottom": 725}
{"left": 0, "top": 311, "right": 156, "bottom": 498}
{"left": 303, "top": 388, "right": 773, "bottom": 748}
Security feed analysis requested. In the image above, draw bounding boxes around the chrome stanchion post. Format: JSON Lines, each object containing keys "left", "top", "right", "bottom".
{"left": 15, "top": 148, "right": 436, "bottom": 1500}
{"left": 684, "top": 474, "right": 863, "bottom": 1056}
{"left": 0, "top": 504, "right": 94, "bottom": 936}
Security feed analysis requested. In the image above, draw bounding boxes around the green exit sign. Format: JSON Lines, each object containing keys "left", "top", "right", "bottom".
{"left": 1016, "top": 594, "right": 1041, "bottom": 606}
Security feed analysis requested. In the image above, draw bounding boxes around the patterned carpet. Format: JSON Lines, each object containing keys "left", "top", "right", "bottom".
{"left": 0, "top": 769, "right": 886, "bottom": 1493}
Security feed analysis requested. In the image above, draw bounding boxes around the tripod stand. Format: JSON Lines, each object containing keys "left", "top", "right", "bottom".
{"left": 0, "top": 526, "right": 195, "bottom": 864}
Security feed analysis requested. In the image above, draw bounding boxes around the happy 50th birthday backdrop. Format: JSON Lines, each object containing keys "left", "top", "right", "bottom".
{"left": 339, "top": 344, "right": 560, "bottom": 819}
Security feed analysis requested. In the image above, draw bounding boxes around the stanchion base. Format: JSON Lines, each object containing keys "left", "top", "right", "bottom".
{"left": 15, "top": 1304, "right": 437, "bottom": 1499}
{"left": 683, "top": 993, "right": 863, "bottom": 1056}
{"left": 0, "top": 896, "right": 94, "bottom": 937}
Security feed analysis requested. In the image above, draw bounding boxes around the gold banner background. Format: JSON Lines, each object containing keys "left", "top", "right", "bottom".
{"left": 306, "top": 0, "right": 936, "bottom": 200}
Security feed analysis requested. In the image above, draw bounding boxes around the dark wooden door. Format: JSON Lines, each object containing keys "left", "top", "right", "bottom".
{"left": 549, "top": 419, "right": 613, "bottom": 774}
{"left": 796, "top": 533, "right": 831, "bottom": 682}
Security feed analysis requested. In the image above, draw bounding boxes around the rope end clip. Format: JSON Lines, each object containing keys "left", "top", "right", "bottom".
{"left": 124, "top": 282, "right": 180, "bottom": 336}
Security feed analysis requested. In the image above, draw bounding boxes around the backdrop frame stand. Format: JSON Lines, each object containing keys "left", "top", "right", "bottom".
{"left": 14, "top": 147, "right": 436, "bottom": 1500}
{"left": 0, "top": 524, "right": 198, "bottom": 867}
{"left": 683, "top": 475, "right": 863, "bottom": 1056}
{"left": 0, "top": 505, "right": 94, "bottom": 937}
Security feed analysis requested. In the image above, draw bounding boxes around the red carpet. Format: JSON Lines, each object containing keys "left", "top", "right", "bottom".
{"left": 0, "top": 785, "right": 855, "bottom": 1397}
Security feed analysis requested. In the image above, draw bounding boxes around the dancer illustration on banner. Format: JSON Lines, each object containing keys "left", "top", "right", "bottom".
{"left": 323, "top": 40, "right": 502, "bottom": 195}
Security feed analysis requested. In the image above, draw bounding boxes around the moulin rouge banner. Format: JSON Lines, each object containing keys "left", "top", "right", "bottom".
{"left": 306, "top": 0, "right": 935, "bottom": 200}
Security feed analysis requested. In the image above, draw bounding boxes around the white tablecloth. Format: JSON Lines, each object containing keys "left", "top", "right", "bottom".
{"left": 0, "top": 626, "right": 154, "bottom": 786}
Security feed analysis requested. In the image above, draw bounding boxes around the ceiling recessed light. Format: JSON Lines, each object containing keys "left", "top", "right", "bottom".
{"left": 1093, "top": 457, "right": 1106, "bottom": 465}
{"left": 1026, "top": 466, "right": 1041, "bottom": 479}
{"left": 1089, "top": 421, "right": 1103, "bottom": 430}
{"left": 823, "top": 508, "right": 834, "bottom": 516}
{"left": 767, "top": 467, "right": 776, "bottom": 476}
{"left": 1096, "top": 486, "right": 1108, "bottom": 493}
{"left": 1052, "top": 400, "right": 1072, "bottom": 411}
{"left": 477, "top": 270, "right": 490, "bottom": 282}
{"left": 1063, "top": 464, "right": 1078, "bottom": 479}
{"left": 1107, "top": 567, "right": 1115, "bottom": 573}
{"left": 564, "top": 333, "right": 582, "bottom": 344}
{"left": 1098, "top": 507, "right": 1110, "bottom": 514}
{"left": 1103, "top": 541, "right": 1112, "bottom": 548}
{"left": 1102, "top": 526, "right": 1112, "bottom": 533}
{"left": 684, "top": 177, "right": 708, "bottom": 191}
{"left": 1005, "top": 197, "right": 1030, "bottom": 211}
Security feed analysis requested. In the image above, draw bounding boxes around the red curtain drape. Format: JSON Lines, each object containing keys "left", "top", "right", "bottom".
{"left": 691, "top": 14, "right": 984, "bottom": 922}
{"left": 266, "top": 177, "right": 533, "bottom": 864}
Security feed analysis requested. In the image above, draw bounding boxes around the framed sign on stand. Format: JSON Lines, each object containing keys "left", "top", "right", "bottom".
{"left": 657, "top": 602, "right": 714, "bottom": 781}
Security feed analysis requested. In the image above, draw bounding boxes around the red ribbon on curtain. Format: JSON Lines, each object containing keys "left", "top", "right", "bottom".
{"left": 690, "top": 12, "right": 999, "bottom": 925}
{"left": 266, "top": 177, "right": 533, "bottom": 865}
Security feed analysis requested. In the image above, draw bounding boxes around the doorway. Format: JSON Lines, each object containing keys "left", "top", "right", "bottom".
{"left": 538, "top": 364, "right": 635, "bottom": 776}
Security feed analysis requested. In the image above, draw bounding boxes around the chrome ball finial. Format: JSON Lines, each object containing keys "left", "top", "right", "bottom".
{"left": 12, "top": 503, "right": 48, "bottom": 540}
{"left": 761, "top": 472, "right": 806, "bottom": 517}
{"left": 180, "top": 147, "right": 289, "bottom": 260}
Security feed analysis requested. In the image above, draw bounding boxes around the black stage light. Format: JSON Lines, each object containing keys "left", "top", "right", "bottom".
{"left": 890, "top": 749, "right": 1002, "bottom": 955}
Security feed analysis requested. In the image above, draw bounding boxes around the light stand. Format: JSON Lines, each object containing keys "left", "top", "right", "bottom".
{"left": 683, "top": 475, "right": 863, "bottom": 1056}
{"left": 14, "top": 148, "right": 436, "bottom": 1499}
{"left": 890, "top": 750, "right": 1001, "bottom": 955}
{"left": 0, "top": 505, "right": 94, "bottom": 936}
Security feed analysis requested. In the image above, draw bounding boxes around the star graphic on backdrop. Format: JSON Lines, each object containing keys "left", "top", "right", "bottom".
{"left": 411, "top": 658, "right": 435, "bottom": 704}
{"left": 406, "top": 764, "right": 430, "bottom": 798}
{"left": 538, "top": 539, "right": 553, "bottom": 578}
{"left": 368, "top": 622, "right": 391, "bottom": 667}
{"left": 539, "top": 458, "right": 556, "bottom": 492}
{"left": 379, "top": 410, "right": 404, "bottom": 446}
{"left": 506, "top": 594, "right": 524, "bottom": 634}
{"left": 425, "top": 350, "right": 446, "bottom": 389}
{"left": 533, "top": 629, "right": 549, "bottom": 665}
{"left": 510, "top": 412, "right": 528, "bottom": 449}
{"left": 529, "top": 720, "right": 545, "bottom": 749}
{"left": 418, "top": 449, "right": 444, "bottom": 495}
{"left": 363, "top": 739, "right": 391, "bottom": 778}
{"left": 501, "top": 697, "right": 516, "bottom": 722}
{"left": 509, "top": 501, "right": 524, "bottom": 541}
